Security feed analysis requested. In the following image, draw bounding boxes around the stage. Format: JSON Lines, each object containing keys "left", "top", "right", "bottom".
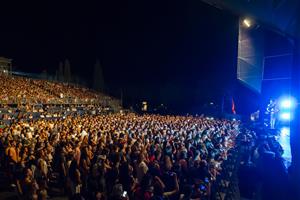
{"left": 277, "top": 126, "right": 292, "bottom": 167}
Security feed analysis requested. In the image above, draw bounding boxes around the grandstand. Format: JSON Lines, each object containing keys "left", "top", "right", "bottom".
{"left": 0, "top": 72, "right": 122, "bottom": 123}
{"left": 0, "top": 72, "right": 120, "bottom": 105}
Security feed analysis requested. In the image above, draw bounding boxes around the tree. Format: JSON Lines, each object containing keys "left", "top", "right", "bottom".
{"left": 40, "top": 69, "right": 48, "bottom": 80}
{"left": 93, "top": 59, "right": 105, "bottom": 92}
{"left": 54, "top": 70, "right": 59, "bottom": 81}
{"left": 64, "top": 59, "right": 72, "bottom": 83}
{"left": 58, "top": 61, "right": 64, "bottom": 82}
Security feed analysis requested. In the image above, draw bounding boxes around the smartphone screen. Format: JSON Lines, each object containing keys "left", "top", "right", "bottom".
{"left": 204, "top": 177, "right": 209, "bottom": 183}
{"left": 200, "top": 185, "right": 206, "bottom": 191}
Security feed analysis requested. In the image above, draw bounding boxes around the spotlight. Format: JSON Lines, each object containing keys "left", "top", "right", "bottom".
{"left": 281, "top": 100, "right": 291, "bottom": 108}
{"left": 243, "top": 18, "right": 252, "bottom": 28}
{"left": 280, "top": 97, "right": 295, "bottom": 109}
{"left": 280, "top": 112, "right": 291, "bottom": 121}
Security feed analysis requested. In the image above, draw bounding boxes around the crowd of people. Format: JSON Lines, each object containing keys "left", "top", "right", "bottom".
{"left": 0, "top": 113, "right": 240, "bottom": 200}
{"left": 0, "top": 72, "right": 243, "bottom": 199}
{"left": 0, "top": 73, "right": 114, "bottom": 105}
{"left": 237, "top": 127, "right": 289, "bottom": 200}
{"left": 32, "top": 80, "right": 102, "bottom": 104}
{"left": 0, "top": 104, "right": 110, "bottom": 123}
{"left": 0, "top": 73, "right": 56, "bottom": 104}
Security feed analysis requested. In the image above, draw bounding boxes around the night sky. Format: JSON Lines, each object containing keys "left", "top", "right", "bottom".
{"left": 0, "top": 1, "right": 238, "bottom": 114}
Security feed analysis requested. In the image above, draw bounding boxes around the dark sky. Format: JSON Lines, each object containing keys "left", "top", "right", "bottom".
{"left": 0, "top": 1, "right": 238, "bottom": 113}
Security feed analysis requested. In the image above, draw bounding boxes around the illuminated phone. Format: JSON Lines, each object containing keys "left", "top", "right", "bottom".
{"left": 199, "top": 184, "right": 206, "bottom": 191}
{"left": 122, "top": 191, "right": 127, "bottom": 197}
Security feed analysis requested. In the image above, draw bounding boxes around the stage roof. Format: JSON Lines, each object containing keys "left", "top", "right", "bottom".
{"left": 200, "top": 0, "right": 300, "bottom": 39}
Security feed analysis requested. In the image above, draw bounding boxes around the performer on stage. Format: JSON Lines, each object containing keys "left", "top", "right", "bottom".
{"left": 266, "top": 99, "right": 279, "bottom": 129}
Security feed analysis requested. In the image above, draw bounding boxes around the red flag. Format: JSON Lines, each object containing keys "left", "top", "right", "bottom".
{"left": 232, "top": 98, "right": 236, "bottom": 114}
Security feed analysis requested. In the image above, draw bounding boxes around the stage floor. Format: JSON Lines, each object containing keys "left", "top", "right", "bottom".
{"left": 277, "top": 126, "right": 291, "bottom": 167}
